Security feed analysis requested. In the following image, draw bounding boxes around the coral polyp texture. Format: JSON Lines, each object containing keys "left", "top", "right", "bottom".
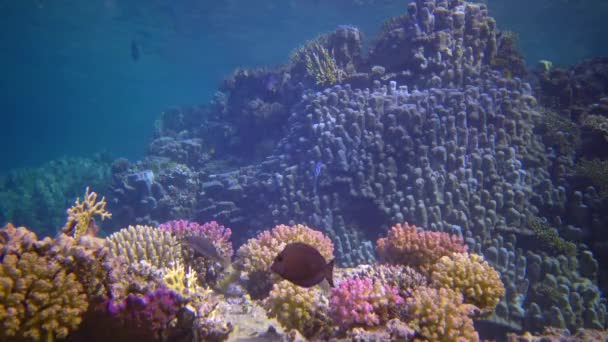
{"left": 405, "top": 287, "right": 480, "bottom": 342}
{"left": 263, "top": 280, "right": 330, "bottom": 338}
{"left": 344, "top": 264, "right": 428, "bottom": 296}
{"left": 107, "top": 225, "right": 182, "bottom": 270}
{"left": 159, "top": 219, "right": 234, "bottom": 261}
{"left": 106, "top": 287, "right": 184, "bottom": 340}
{"left": 376, "top": 222, "right": 467, "bottom": 274}
{"left": 329, "top": 276, "right": 404, "bottom": 329}
{"left": 36, "top": 233, "right": 113, "bottom": 301}
{"left": 431, "top": 252, "right": 505, "bottom": 313}
{"left": 0, "top": 224, "right": 88, "bottom": 341}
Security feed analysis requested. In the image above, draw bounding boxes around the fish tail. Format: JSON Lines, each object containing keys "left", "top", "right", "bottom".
{"left": 325, "top": 259, "right": 335, "bottom": 287}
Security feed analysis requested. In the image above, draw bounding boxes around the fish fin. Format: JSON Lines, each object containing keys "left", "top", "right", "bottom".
{"left": 325, "top": 259, "right": 335, "bottom": 287}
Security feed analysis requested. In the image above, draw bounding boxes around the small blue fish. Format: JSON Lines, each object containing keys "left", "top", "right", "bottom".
{"left": 313, "top": 161, "right": 323, "bottom": 194}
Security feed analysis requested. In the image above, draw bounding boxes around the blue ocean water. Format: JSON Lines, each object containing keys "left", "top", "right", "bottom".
{"left": 2, "top": 0, "right": 607, "bottom": 172}
{"left": 0, "top": 0, "right": 396, "bottom": 172}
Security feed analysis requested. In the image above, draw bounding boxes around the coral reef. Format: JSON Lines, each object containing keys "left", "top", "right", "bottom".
{"left": 35, "top": 233, "right": 114, "bottom": 302}
{"left": 107, "top": 225, "right": 182, "bottom": 270}
{"left": 405, "top": 287, "right": 480, "bottom": 342}
{"left": 7, "top": 0, "right": 603, "bottom": 339}
{"left": 159, "top": 219, "right": 233, "bottom": 261}
{"left": 343, "top": 264, "right": 427, "bottom": 296}
{"left": 162, "top": 261, "right": 200, "bottom": 298}
{"left": 329, "top": 276, "right": 403, "bottom": 329}
{"left": 303, "top": 43, "right": 345, "bottom": 86}
{"left": 102, "top": 0, "right": 608, "bottom": 335}
{"left": 0, "top": 156, "right": 111, "bottom": 237}
{"left": 430, "top": 252, "right": 505, "bottom": 313}
{"left": 105, "top": 288, "right": 184, "bottom": 341}
{"left": 159, "top": 219, "right": 234, "bottom": 286}
{"left": 0, "top": 224, "right": 89, "bottom": 341}
{"left": 62, "top": 187, "right": 112, "bottom": 238}
{"left": 236, "top": 223, "right": 333, "bottom": 278}
{"left": 263, "top": 280, "right": 330, "bottom": 338}
{"left": 377, "top": 222, "right": 467, "bottom": 275}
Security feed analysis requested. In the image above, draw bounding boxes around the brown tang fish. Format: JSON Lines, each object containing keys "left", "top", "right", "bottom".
{"left": 270, "top": 242, "right": 334, "bottom": 288}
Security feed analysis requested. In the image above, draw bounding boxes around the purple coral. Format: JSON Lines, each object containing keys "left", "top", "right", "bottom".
{"left": 329, "top": 277, "right": 404, "bottom": 329}
{"left": 159, "top": 220, "right": 233, "bottom": 259}
{"left": 106, "top": 288, "right": 183, "bottom": 337}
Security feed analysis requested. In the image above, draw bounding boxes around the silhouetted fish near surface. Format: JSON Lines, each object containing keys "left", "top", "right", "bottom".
{"left": 130, "top": 40, "right": 140, "bottom": 62}
{"left": 271, "top": 242, "right": 334, "bottom": 288}
{"left": 183, "top": 235, "right": 229, "bottom": 266}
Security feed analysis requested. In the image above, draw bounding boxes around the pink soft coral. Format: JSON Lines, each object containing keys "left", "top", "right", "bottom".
{"left": 376, "top": 222, "right": 467, "bottom": 275}
{"left": 329, "top": 277, "right": 404, "bottom": 329}
{"left": 159, "top": 220, "right": 233, "bottom": 260}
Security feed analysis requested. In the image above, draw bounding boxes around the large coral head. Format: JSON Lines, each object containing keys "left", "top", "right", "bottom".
{"left": 329, "top": 276, "right": 404, "bottom": 330}
{"left": 376, "top": 222, "right": 467, "bottom": 275}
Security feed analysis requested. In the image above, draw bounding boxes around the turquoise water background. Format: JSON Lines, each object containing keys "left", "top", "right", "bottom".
{"left": 2, "top": 0, "right": 607, "bottom": 172}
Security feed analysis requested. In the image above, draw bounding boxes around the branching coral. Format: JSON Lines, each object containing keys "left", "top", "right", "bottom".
{"left": 158, "top": 220, "right": 234, "bottom": 261}
{"left": 329, "top": 276, "right": 404, "bottom": 330}
{"left": 0, "top": 223, "right": 38, "bottom": 255}
{"left": 264, "top": 280, "right": 330, "bottom": 338}
{"left": 0, "top": 224, "right": 88, "bottom": 341}
{"left": 61, "top": 187, "right": 112, "bottom": 238}
{"left": 528, "top": 217, "right": 577, "bottom": 257}
{"left": 107, "top": 225, "right": 182, "bottom": 270}
{"left": 106, "top": 288, "right": 184, "bottom": 341}
{"left": 163, "top": 261, "right": 200, "bottom": 299}
{"left": 405, "top": 287, "right": 479, "bottom": 342}
{"left": 305, "top": 43, "right": 344, "bottom": 86}
{"left": 291, "top": 40, "right": 344, "bottom": 86}
{"left": 575, "top": 158, "right": 608, "bottom": 199}
{"left": 159, "top": 220, "right": 234, "bottom": 287}
{"left": 35, "top": 233, "right": 114, "bottom": 302}
{"left": 376, "top": 222, "right": 467, "bottom": 275}
{"left": 430, "top": 253, "right": 505, "bottom": 313}
{"left": 346, "top": 264, "right": 427, "bottom": 297}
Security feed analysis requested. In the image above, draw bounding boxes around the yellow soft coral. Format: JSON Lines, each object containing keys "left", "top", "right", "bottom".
{"left": 0, "top": 252, "right": 88, "bottom": 341}
{"left": 163, "top": 261, "right": 200, "bottom": 298}
{"left": 264, "top": 280, "right": 330, "bottom": 338}
{"left": 430, "top": 253, "right": 505, "bottom": 313}
{"left": 304, "top": 43, "right": 343, "bottom": 86}
{"left": 405, "top": 287, "right": 479, "bottom": 342}
{"left": 62, "top": 187, "right": 112, "bottom": 238}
